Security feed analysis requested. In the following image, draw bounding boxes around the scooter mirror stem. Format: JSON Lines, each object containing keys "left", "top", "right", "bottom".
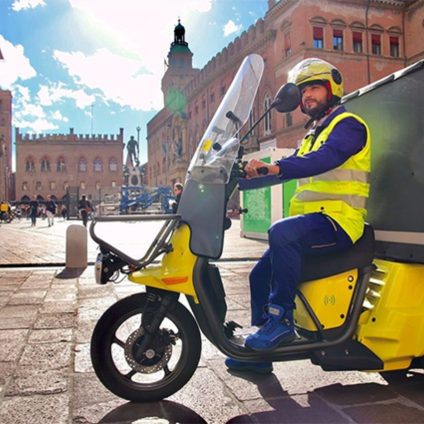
{"left": 239, "top": 83, "right": 300, "bottom": 144}
{"left": 237, "top": 145, "right": 244, "bottom": 160}
{"left": 239, "top": 106, "right": 272, "bottom": 144}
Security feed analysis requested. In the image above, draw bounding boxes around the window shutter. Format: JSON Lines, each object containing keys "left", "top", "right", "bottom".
{"left": 353, "top": 32, "right": 362, "bottom": 42}
{"left": 313, "top": 27, "right": 323, "bottom": 39}
{"left": 390, "top": 36, "right": 399, "bottom": 45}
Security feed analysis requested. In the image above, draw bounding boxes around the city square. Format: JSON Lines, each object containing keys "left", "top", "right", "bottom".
{"left": 1, "top": 1, "right": 424, "bottom": 423}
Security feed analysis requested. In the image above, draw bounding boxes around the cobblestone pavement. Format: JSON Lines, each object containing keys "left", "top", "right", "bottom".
{"left": 0, "top": 217, "right": 267, "bottom": 266}
{"left": 0, "top": 218, "right": 423, "bottom": 423}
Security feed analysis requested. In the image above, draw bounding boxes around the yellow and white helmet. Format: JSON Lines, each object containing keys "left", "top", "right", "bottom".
{"left": 288, "top": 58, "right": 343, "bottom": 105}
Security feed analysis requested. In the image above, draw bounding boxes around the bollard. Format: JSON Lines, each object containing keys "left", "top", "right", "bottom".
{"left": 55, "top": 224, "right": 88, "bottom": 279}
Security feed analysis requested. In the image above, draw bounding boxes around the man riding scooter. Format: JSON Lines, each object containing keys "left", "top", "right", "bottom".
{"left": 226, "top": 58, "right": 371, "bottom": 373}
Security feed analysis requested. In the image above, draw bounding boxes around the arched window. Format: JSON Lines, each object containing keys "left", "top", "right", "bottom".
{"left": 80, "top": 181, "right": 86, "bottom": 190}
{"left": 370, "top": 24, "right": 383, "bottom": 56}
{"left": 35, "top": 181, "right": 42, "bottom": 191}
{"left": 284, "top": 32, "right": 291, "bottom": 57}
{"left": 56, "top": 157, "right": 66, "bottom": 172}
{"left": 352, "top": 31, "right": 364, "bottom": 53}
{"left": 22, "top": 181, "right": 28, "bottom": 191}
{"left": 310, "top": 17, "right": 326, "bottom": 49}
{"left": 25, "top": 158, "right": 35, "bottom": 172}
{"left": 95, "top": 181, "right": 101, "bottom": 190}
{"left": 371, "top": 33, "right": 382, "bottom": 55}
{"left": 63, "top": 181, "right": 69, "bottom": 191}
{"left": 94, "top": 157, "right": 103, "bottom": 172}
{"left": 331, "top": 21, "right": 345, "bottom": 51}
{"left": 246, "top": 106, "right": 256, "bottom": 140}
{"left": 49, "top": 181, "right": 56, "bottom": 190}
{"left": 109, "top": 158, "right": 118, "bottom": 172}
{"left": 264, "top": 95, "right": 272, "bottom": 134}
{"left": 78, "top": 157, "right": 87, "bottom": 172}
{"left": 249, "top": 106, "right": 256, "bottom": 129}
{"left": 388, "top": 27, "right": 401, "bottom": 58}
{"left": 40, "top": 157, "right": 50, "bottom": 172}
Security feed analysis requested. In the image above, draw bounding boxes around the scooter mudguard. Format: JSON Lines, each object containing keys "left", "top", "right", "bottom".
{"left": 356, "top": 259, "right": 424, "bottom": 371}
{"left": 128, "top": 224, "right": 199, "bottom": 302}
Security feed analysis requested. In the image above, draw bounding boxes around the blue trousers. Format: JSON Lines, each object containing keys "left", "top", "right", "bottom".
{"left": 249, "top": 213, "right": 353, "bottom": 326}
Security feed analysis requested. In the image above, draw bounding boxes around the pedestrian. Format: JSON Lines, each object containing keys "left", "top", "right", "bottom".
{"left": 78, "top": 195, "right": 92, "bottom": 227}
{"left": 29, "top": 195, "right": 39, "bottom": 227}
{"left": 61, "top": 205, "right": 67, "bottom": 220}
{"left": 0, "top": 201, "right": 10, "bottom": 223}
{"left": 172, "top": 182, "right": 183, "bottom": 213}
{"left": 226, "top": 58, "right": 371, "bottom": 374}
{"left": 45, "top": 195, "right": 56, "bottom": 227}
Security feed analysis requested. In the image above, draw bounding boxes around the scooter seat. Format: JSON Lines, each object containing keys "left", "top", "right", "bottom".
{"left": 300, "top": 224, "right": 375, "bottom": 283}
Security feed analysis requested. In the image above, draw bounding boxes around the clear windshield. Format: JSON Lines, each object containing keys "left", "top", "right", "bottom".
{"left": 187, "top": 54, "right": 264, "bottom": 184}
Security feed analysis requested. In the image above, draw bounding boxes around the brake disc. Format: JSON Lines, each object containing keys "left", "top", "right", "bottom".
{"left": 124, "top": 327, "right": 172, "bottom": 374}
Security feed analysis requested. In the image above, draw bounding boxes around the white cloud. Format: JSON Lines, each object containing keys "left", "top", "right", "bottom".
{"left": 53, "top": 48, "right": 163, "bottom": 110}
{"left": 12, "top": 84, "right": 68, "bottom": 133}
{"left": 68, "top": 0, "right": 212, "bottom": 64}
{"left": 15, "top": 117, "right": 58, "bottom": 133}
{"left": 11, "top": 0, "right": 46, "bottom": 12}
{"left": 64, "top": 0, "right": 213, "bottom": 109}
{"left": 223, "top": 20, "right": 242, "bottom": 37}
{"left": 37, "top": 83, "right": 95, "bottom": 109}
{"left": 14, "top": 84, "right": 31, "bottom": 102}
{"left": 52, "top": 110, "right": 69, "bottom": 122}
{"left": 0, "top": 35, "right": 36, "bottom": 88}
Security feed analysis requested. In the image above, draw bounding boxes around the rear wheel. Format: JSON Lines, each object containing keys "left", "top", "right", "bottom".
{"left": 91, "top": 292, "right": 201, "bottom": 402}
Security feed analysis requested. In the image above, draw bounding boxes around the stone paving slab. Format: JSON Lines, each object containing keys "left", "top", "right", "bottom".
{"left": 1, "top": 218, "right": 424, "bottom": 423}
{"left": 0, "top": 217, "right": 267, "bottom": 266}
{"left": 0, "top": 265, "right": 423, "bottom": 424}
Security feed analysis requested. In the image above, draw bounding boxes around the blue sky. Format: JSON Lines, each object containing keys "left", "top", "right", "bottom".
{"left": 0, "top": 0, "right": 268, "bottom": 166}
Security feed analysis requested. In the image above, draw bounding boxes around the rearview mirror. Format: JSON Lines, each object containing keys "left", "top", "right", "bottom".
{"left": 271, "top": 82, "right": 301, "bottom": 113}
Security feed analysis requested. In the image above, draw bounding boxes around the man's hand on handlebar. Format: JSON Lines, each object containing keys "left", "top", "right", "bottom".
{"left": 244, "top": 159, "right": 281, "bottom": 178}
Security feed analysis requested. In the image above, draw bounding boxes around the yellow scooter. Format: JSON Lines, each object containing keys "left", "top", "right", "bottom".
{"left": 88, "top": 54, "right": 424, "bottom": 402}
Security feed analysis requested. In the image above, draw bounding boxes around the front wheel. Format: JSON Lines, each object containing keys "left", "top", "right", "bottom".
{"left": 91, "top": 293, "right": 201, "bottom": 402}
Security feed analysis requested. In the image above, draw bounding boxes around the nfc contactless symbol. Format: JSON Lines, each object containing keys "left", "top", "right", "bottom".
{"left": 331, "top": 69, "right": 342, "bottom": 84}
{"left": 324, "top": 295, "right": 336, "bottom": 305}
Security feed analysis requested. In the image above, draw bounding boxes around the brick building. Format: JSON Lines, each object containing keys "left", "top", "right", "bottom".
{"left": 15, "top": 128, "right": 124, "bottom": 204}
{"left": 147, "top": 0, "right": 424, "bottom": 186}
{"left": 0, "top": 46, "right": 13, "bottom": 201}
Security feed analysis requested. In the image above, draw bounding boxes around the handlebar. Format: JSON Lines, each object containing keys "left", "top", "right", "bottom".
{"left": 257, "top": 167, "right": 269, "bottom": 175}
{"left": 237, "top": 161, "right": 270, "bottom": 177}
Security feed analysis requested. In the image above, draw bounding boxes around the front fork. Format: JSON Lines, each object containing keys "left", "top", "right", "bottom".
{"left": 133, "top": 288, "right": 179, "bottom": 360}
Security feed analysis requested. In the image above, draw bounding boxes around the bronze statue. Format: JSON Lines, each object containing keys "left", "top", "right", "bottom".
{"left": 126, "top": 135, "right": 139, "bottom": 167}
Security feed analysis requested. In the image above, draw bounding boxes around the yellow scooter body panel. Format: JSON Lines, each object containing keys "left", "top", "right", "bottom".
{"left": 128, "top": 224, "right": 199, "bottom": 302}
{"left": 356, "top": 259, "right": 424, "bottom": 371}
{"left": 295, "top": 269, "right": 358, "bottom": 331}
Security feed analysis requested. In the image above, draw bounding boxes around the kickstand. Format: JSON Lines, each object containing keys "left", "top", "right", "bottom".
{"left": 224, "top": 320, "right": 243, "bottom": 338}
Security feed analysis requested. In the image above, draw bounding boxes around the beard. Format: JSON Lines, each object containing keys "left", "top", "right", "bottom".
{"left": 303, "top": 99, "right": 329, "bottom": 119}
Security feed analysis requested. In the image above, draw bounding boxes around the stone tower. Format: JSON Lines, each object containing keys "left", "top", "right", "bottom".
{"left": 161, "top": 19, "right": 198, "bottom": 112}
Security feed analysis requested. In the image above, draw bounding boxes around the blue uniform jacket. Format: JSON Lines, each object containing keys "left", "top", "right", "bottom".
{"left": 239, "top": 106, "right": 367, "bottom": 191}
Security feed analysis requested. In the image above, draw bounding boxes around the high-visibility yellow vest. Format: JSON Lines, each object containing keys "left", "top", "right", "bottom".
{"left": 289, "top": 112, "right": 371, "bottom": 242}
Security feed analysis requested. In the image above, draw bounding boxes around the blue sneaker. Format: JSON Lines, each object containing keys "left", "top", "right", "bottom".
{"left": 225, "top": 357, "right": 273, "bottom": 374}
{"left": 245, "top": 304, "right": 296, "bottom": 351}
